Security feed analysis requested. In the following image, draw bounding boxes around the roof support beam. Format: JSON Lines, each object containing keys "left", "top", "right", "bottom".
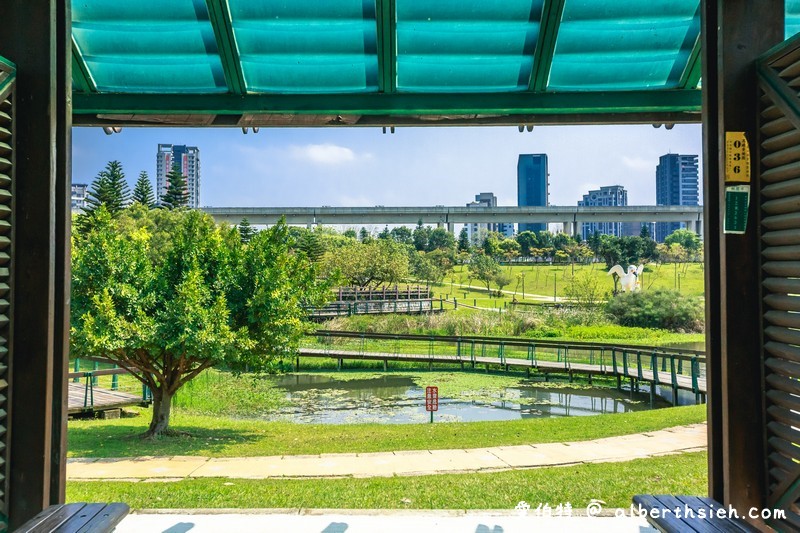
{"left": 529, "top": 0, "right": 565, "bottom": 91}
{"left": 71, "top": 36, "right": 95, "bottom": 93}
{"left": 205, "top": 0, "right": 246, "bottom": 95}
{"left": 676, "top": 5, "right": 703, "bottom": 89}
{"left": 376, "top": 0, "right": 396, "bottom": 93}
{"left": 73, "top": 88, "right": 701, "bottom": 116}
{"left": 679, "top": 33, "right": 703, "bottom": 89}
{"left": 73, "top": 110, "right": 701, "bottom": 127}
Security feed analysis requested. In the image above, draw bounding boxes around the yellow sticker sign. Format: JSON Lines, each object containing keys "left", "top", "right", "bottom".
{"left": 725, "top": 132, "right": 750, "bottom": 183}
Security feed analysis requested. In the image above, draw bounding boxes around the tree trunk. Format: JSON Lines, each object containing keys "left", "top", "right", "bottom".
{"left": 145, "top": 388, "right": 174, "bottom": 438}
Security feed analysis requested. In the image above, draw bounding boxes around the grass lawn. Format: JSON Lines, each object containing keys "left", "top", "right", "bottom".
{"left": 436, "top": 263, "right": 705, "bottom": 301}
{"left": 66, "top": 451, "right": 707, "bottom": 509}
{"left": 67, "top": 403, "right": 705, "bottom": 458}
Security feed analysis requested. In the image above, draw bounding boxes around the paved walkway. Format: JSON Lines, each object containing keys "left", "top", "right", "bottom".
{"left": 445, "top": 281, "right": 563, "bottom": 302}
{"left": 68, "top": 424, "right": 706, "bottom": 481}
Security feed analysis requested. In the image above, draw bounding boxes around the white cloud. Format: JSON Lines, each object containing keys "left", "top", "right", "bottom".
{"left": 290, "top": 143, "right": 357, "bottom": 165}
{"left": 621, "top": 156, "right": 655, "bottom": 172}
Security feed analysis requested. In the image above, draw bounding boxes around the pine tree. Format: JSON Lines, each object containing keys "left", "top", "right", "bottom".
{"left": 297, "top": 231, "right": 325, "bottom": 262}
{"left": 83, "top": 172, "right": 111, "bottom": 213}
{"left": 132, "top": 171, "right": 156, "bottom": 208}
{"left": 458, "top": 227, "right": 471, "bottom": 252}
{"left": 238, "top": 218, "right": 256, "bottom": 243}
{"left": 84, "top": 160, "right": 129, "bottom": 216}
{"left": 161, "top": 165, "right": 189, "bottom": 209}
{"left": 359, "top": 227, "right": 371, "bottom": 243}
{"left": 77, "top": 160, "right": 130, "bottom": 234}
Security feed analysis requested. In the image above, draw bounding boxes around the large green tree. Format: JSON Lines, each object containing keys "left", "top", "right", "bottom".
{"left": 390, "top": 226, "right": 414, "bottom": 245}
{"left": 498, "top": 238, "right": 521, "bottom": 261}
{"left": 412, "top": 222, "right": 431, "bottom": 251}
{"left": 515, "top": 231, "right": 537, "bottom": 256}
{"left": 468, "top": 252, "right": 501, "bottom": 296}
{"left": 482, "top": 232, "right": 503, "bottom": 257}
{"left": 131, "top": 170, "right": 156, "bottom": 208}
{"left": 71, "top": 209, "right": 327, "bottom": 437}
{"left": 410, "top": 252, "right": 444, "bottom": 289}
{"left": 161, "top": 165, "right": 190, "bottom": 209}
{"left": 664, "top": 229, "right": 701, "bottom": 256}
{"left": 427, "top": 228, "right": 456, "bottom": 252}
{"left": 322, "top": 239, "right": 409, "bottom": 288}
{"left": 597, "top": 234, "right": 622, "bottom": 269}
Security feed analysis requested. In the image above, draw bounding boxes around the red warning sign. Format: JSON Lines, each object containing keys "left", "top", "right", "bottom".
{"left": 425, "top": 386, "right": 438, "bottom": 412}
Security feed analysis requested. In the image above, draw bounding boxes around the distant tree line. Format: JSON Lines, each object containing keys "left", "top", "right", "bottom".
{"left": 77, "top": 160, "right": 191, "bottom": 234}
{"left": 284, "top": 220, "right": 701, "bottom": 295}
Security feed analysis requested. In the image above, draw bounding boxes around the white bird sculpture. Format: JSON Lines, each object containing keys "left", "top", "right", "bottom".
{"left": 608, "top": 264, "right": 644, "bottom": 292}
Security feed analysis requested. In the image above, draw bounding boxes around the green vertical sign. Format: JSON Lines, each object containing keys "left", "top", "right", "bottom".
{"left": 724, "top": 185, "right": 750, "bottom": 234}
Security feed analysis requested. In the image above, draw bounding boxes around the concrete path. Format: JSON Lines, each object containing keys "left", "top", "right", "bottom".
{"left": 68, "top": 423, "right": 705, "bottom": 481}
{"left": 444, "top": 281, "right": 563, "bottom": 302}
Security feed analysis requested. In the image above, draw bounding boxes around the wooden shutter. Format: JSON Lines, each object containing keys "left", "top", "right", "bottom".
{"left": 0, "top": 59, "right": 14, "bottom": 521}
{"left": 758, "top": 35, "right": 800, "bottom": 530}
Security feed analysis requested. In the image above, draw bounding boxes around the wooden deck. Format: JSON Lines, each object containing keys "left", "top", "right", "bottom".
{"left": 67, "top": 381, "right": 143, "bottom": 415}
{"left": 298, "top": 348, "right": 707, "bottom": 396}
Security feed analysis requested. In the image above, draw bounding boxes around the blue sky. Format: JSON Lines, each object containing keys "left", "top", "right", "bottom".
{"left": 72, "top": 124, "right": 702, "bottom": 208}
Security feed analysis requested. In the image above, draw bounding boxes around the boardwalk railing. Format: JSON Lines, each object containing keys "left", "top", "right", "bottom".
{"left": 335, "top": 285, "right": 433, "bottom": 301}
{"left": 308, "top": 298, "right": 443, "bottom": 318}
{"left": 301, "top": 330, "right": 707, "bottom": 404}
{"left": 68, "top": 361, "right": 152, "bottom": 412}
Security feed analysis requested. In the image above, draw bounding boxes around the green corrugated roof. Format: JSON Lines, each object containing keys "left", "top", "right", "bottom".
{"left": 68, "top": 0, "right": 800, "bottom": 124}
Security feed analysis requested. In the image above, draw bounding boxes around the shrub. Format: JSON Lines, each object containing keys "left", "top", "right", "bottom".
{"left": 605, "top": 290, "right": 704, "bottom": 332}
{"left": 563, "top": 271, "right": 609, "bottom": 309}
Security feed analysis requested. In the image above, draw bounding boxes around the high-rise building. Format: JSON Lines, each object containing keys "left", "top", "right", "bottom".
{"left": 578, "top": 185, "right": 628, "bottom": 240}
{"left": 655, "top": 153, "right": 699, "bottom": 241}
{"left": 517, "top": 154, "right": 549, "bottom": 233}
{"left": 465, "top": 192, "right": 514, "bottom": 244}
{"left": 156, "top": 144, "right": 201, "bottom": 208}
{"left": 71, "top": 183, "right": 88, "bottom": 211}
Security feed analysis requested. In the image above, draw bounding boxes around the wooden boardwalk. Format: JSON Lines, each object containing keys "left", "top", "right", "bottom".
{"left": 67, "top": 381, "right": 143, "bottom": 415}
{"left": 298, "top": 348, "right": 707, "bottom": 396}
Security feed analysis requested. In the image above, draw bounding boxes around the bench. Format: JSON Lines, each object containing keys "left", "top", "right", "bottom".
{"left": 14, "top": 502, "right": 129, "bottom": 532}
{"left": 632, "top": 495, "right": 759, "bottom": 532}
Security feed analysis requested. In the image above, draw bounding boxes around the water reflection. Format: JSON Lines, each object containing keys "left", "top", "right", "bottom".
{"left": 267, "top": 374, "right": 667, "bottom": 424}
{"left": 662, "top": 341, "right": 706, "bottom": 352}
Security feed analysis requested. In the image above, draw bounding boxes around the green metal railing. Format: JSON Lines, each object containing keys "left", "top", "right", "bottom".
{"left": 68, "top": 362, "right": 152, "bottom": 411}
{"left": 302, "top": 330, "right": 707, "bottom": 404}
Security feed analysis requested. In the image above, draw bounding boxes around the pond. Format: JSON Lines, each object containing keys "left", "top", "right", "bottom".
{"left": 663, "top": 341, "right": 706, "bottom": 353}
{"left": 266, "top": 373, "right": 670, "bottom": 424}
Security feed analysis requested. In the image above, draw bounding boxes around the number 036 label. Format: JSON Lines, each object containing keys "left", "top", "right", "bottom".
{"left": 725, "top": 132, "right": 750, "bottom": 183}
